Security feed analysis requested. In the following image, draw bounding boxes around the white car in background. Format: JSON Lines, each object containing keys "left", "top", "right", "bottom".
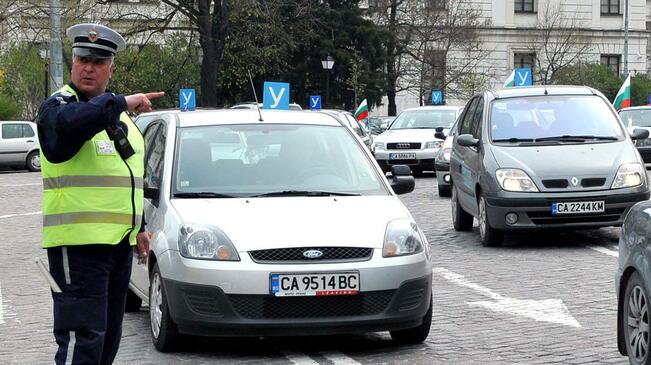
{"left": 0, "top": 120, "right": 40, "bottom": 171}
{"left": 372, "top": 106, "right": 463, "bottom": 175}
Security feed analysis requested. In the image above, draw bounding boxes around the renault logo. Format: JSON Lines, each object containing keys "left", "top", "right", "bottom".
{"left": 396, "top": 143, "right": 411, "bottom": 149}
{"left": 303, "top": 249, "right": 323, "bottom": 259}
{"left": 570, "top": 177, "right": 579, "bottom": 187}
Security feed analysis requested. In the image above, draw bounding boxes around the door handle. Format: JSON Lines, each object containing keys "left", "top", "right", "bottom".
{"left": 26, "top": 140, "right": 34, "bottom": 143}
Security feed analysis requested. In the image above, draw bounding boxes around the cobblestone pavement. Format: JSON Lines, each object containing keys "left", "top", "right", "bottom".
{"left": 0, "top": 170, "right": 629, "bottom": 364}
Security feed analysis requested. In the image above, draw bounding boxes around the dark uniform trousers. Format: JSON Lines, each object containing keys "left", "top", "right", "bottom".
{"left": 47, "top": 236, "right": 133, "bottom": 365}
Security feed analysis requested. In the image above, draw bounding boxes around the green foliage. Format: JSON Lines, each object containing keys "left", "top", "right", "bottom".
{"left": 552, "top": 63, "right": 621, "bottom": 101}
{"left": 0, "top": 94, "right": 20, "bottom": 120}
{"left": 110, "top": 34, "right": 201, "bottom": 109}
{"left": 631, "top": 73, "right": 651, "bottom": 107}
{"left": 0, "top": 43, "right": 47, "bottom": 120}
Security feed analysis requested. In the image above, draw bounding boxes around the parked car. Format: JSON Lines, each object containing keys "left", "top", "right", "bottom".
{"left": 0, "top": 120, "right": 40, "bottom": 171}
{"left": 318, "top": 109, "right": 373, "bottom": 149}
{"left": 127, "top": 109, "right": 431, "bottom": 351}
{"left": 450, "top": 85, "right": 650, "bottom": 246}
{"left": 372, "top": 106, "right": 463, "bottom": 174}
{"left": 619, "top": 106, "right": 651, "bottom": 165}
{"left": 230, "top": 102, "right": 303, "bottom": 111}
{"left": 617, "top": 200, "right": 651, "bottom": 365}
{"left": 368, "top": 116, "right": 395, "bottom": 135}
{"left": 434, "top": 120, "right": 459, "bottom": 197}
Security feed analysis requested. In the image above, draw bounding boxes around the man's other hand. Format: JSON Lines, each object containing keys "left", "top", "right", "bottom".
{"left": 135, "top": 231, "right": 152, "bottom": 265}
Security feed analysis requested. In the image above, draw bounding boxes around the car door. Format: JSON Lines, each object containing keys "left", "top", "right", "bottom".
{"left": 451, "top": 97, "right": 479, "bottom": 210}
{"left": 130, "top": 119, "right": 167, "bottom": 298}
{"left": 461, "top": 96, "right": 485, "bottom": 216}
{"left": 0, "top": 122, "right": 32, "bottom": 164}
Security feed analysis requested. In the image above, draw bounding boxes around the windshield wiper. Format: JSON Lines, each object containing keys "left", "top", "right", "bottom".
{"left": 251, "top": 190, "right": 361, "bottom": 197}
{"left": 492, "top": 138, "right": 535, "bottom": 143}
{"left": 173, "top": 192, "right": 235, "bottom": 198}
{"left": 535, "top": 135, "right": 618, "bottom": 142}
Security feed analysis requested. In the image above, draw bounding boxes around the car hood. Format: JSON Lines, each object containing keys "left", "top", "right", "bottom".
{"left": 171, "top": 196, "right": 411, "bottom": 251}
{"left": 375, "top": 128, "right": 446, "bottom": 143}
{"left": 490, "top": 141, "right": 639, "bottom": 177}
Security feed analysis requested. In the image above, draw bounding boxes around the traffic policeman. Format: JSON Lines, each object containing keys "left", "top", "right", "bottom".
{"left": 37, "top": 23, "right": 163, "bottom": 364}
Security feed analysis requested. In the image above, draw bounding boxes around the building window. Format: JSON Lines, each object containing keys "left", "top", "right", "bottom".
{"left": 425, "top": 0, "right": 446, "bottom": 10}
{"left": 601, "top": 0, "right": 620, "bottom": 15}
{"left": 514, "top": 52, "right": 535, "bottom": 70}
{"left": 514, "top": 0, "right": 535, "bottom": 13}
{"left": 601, "top": 54, "right": 621, "bottom": 75}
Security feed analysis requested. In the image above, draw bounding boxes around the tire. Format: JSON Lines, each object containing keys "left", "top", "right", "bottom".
{"left": 26, "top": 151, "right": 40, "bottom": 172}
{"left": 124, "top": 288, "right": 143, "bottom": 312}
{"left": 451, "top": 186, "right": 473, "bottom": 231}
{"left": 150, "top": 262, "right": 180, "bottom": 352}
{"left": 478, "top": 195, "right": 504, "bottom": 247}
{"left": 438, "top": 185, "right": 451, "bottom": 198}
{"left": 623, "top": 272, "right": 651, "bottom": 365}
{"left": 390, "top": 296, "right": 432, "bottom": 344}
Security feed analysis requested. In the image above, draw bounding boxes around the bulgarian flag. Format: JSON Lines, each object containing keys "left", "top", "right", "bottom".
{"left": 613, "top": 73, "right": 631, "bottom": 110}
{"left": 354, "top": 99, "right": 369, "bottom": 121}
{"left": 503, "top": 70, "right": 515, "bottom": 88}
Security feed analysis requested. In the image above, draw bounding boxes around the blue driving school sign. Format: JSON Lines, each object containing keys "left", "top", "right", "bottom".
{"left": 310, "top": 95, "right": 322, "bottom": 110}
{"left": 432, "top": 90, "right": 444, "bottom": 105}
{"left": 263, "top": 82, "right": 290, "bottom": 110}
{"left": 179, "top": 88, "right": 196, "bottom": 112}
{"left": 514, "top": 68, "right": 532, "bottom": 87}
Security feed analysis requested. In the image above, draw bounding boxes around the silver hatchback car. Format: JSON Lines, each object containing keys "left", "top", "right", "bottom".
{"left": 127, "top": 109, "right": 432, "bottom": 351}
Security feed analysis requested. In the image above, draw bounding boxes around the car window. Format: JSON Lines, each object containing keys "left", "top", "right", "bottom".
{"left": 390, "top": 109, "right": 458, "bottom": 130}
{"left": 620, "top": 109, "right": 651, "bottom": 128}
{"left": 173, "top": 124, "right": 386, "bottom": 196}
{"left": 22, "top": 124, "right": 35, "bottom": 137}
{"left": 344, "top": 114, "right": 365, "bottom": 137}
{"left": 143, "top": 123, "right": 166, "bottom": 190}
{"left": 1, "top": 123, "right": 25, "bottom": 139}
{"left": 470, "top": 97, "right": 484, "bottom": 139}
{"left": 136, "top": 116, "right": 162, "bottom": 133}
{"left": 459, "top": 98, "right": 479, "bottom": 135}
{"left": 490, "top": 95, "right": 625, "bottom": 142}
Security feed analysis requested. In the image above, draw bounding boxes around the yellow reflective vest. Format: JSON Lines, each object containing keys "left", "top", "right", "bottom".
{"left": 41, "top": 85, "right": 145, "bottom": 248}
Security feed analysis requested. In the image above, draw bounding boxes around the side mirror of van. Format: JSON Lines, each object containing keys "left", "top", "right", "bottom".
{"left": 630, "top": 128, "right": 650, "bottom": 140}
{"left": 389, "top": 165, "right": 415, "bottom": 195}
{"left": 457, "top": 134, "right": 479, "bottom": 147}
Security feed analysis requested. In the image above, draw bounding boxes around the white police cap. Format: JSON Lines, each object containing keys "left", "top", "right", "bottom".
{"left": 66, "top": 23, "right": 126, "bottom": 59}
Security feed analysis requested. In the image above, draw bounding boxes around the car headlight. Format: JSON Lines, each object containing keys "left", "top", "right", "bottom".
{"left": 373, "top": 142, "right": 385, "bottom": 151}
{"left": 495, "top": 168, "right": 539, "bottom": 192}
{"left": 436, "top": 147, "right": 451, "bottom": 162}
{"left": 425, "top": 141, "right": 442, "bottom": 149}
{"left": 383, "top": 219, "right": 424, "bottom": 257}
{"left": 612, "top": 163, "right": 645, "bottom": 189}
{"left": 179, "top": 224, "right": 240, "bottom": 261}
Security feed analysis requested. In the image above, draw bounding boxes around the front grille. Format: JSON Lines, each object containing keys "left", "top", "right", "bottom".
{"left": 249, "top": 247, "right": 373, "bottom": 263}
{"left": 228, "top": 290, "right": 395, "bottom": 319}
{"left": 542, "top": 179, "right": 568, "bottom": 189}
{"left": 527, "top": 207, "right": 626, "bottom": 225}
{"left": 581, "top": 178, "right": 606, "bottom": 188}
{"left": 184, "top": 290, "right": 224, "bottom": 316}
{"left": 387, "top": 142, "right": 421, "bottom": 150}
{"left": 388, "top": 159, "right": 418, "bottom": 165}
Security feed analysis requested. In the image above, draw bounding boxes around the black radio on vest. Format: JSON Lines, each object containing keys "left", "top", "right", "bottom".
{"left": 105, "top": 123, "right": 135, "bottom": 159}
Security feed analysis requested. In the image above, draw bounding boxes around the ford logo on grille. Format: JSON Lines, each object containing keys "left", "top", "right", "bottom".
{"left": 396, "top": 143, "right": 411, "bottom": 149}
{"left": 303, "top": 249, "right": 323, "bottom": 259}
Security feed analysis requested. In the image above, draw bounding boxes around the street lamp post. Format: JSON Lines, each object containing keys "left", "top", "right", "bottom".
{"left": 321, "top": 55, "right": 334, "bottom": 108}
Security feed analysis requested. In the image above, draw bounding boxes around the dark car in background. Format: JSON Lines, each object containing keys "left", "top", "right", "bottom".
{"left": 434, "top": 120, "right": 458, "bottom": 197}
{"left": 619, "top": 106, "right": 651, "bottom": 165}
{"left": 450, "top": 86, "right": 650, "bottom": 246}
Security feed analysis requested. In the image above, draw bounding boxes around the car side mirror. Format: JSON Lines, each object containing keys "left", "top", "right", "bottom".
{"left": 144, "top": 186, "right": 160, "bottom": 200}
{"left": 630, "top": 128, "right": 650, "bottom": 140}
{"left": 389, "top": 165, "right": 415, "bottom": 194}
{"left": 435, "top": 126, "right": 444, "bottom": 132}
{"left": 434, "top": 131, "right": 446, "bottom": 140}
{"left": 457, "top": 134, "right": 479, "bottom": 147}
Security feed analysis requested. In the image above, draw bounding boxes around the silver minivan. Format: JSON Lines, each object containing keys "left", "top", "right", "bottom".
{"left": 450, "top": 86, "right": 650, "bottom": 246}
{"left": 0, "top": 121, "right": 40, "bottom": 171}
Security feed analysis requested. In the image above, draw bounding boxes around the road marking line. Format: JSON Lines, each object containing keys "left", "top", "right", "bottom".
{"left": 284, "top": 351, "right": 320, "bottom": 365}
{"left": 587, "top": 245, "right": 619, "bottom": 257}
{"left": 320, "top": 351, "right": 363, "bottom": 365}
{"left": 0, "top": 282, "right": 4, "bottom": 324}
{"left": 0, "top": 211, "right": 41, "bottom": 219}
{"left": 433, "top": 268, "right": 581, "bottom": 328}
{"left": 0, "top": 183, "right": 41, "bottom": 187}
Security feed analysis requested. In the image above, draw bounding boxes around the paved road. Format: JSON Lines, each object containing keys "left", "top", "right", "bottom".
{"left": 0, "top": 171, "right": 628, "bottom": 364}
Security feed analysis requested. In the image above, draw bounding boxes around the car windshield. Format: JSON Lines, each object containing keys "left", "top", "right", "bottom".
{"left": 619, "top": 109, "right": 651, "bottom": 128}
{"left": 389, "top": 110, "right": 457, "bottom": 130}
{"left": 490, "top": 95, "right": 624, "bottom": 143}
{"left": 173, "top": 124, "right": 386, "bottom": 197}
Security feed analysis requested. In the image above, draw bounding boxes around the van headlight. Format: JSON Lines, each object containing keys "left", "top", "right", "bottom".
{"left": 179, "top": 224, "right": 240, "bottom": 261}
{"left": 383, "top": 219, "right": 424, "bottom": 257}
{"left": 496, "top": 168, "right": 539, "bottom": 192}
{"left": 612, "top": 163, "right": 645, "bottom": 189}
{"left": 425, "top": 141, "right": 441, "bottom": 149}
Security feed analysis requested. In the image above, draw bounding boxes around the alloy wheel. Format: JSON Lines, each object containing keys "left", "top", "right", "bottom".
{"left": 628, "top": 285, "right": 650, "bottom": 363}
{"left": 451, "top": 188, "right": 458, "bottom": 221}
{"left": 31, "top": 154, "right": 40, "bottom": 169}
{"left": 150, "top": 272, "right": 163, "bottom": 339}
{"left": 479, "top": 197, "right": 487, "bottom": 239}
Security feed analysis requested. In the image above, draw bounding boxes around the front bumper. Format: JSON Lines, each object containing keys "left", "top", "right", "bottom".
{"left": 484, "top": 188, "right": 650, "bottom": 230}
{"left": 435, "top": 161, "right": 450, "bottom": 187}
{"left": 374, "top": 149, "right": 438, "bottom": 172}
{"left": 162, "top": 274, "right": 432, "bottom": 337}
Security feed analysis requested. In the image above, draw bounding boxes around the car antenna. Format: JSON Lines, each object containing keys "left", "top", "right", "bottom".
{"left": 248, "top": 70, "right": 264, "bottom": 122}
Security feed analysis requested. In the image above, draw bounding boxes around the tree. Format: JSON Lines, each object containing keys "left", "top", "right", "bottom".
{"left": 553, "top": 63, "right": 621, "bottom": 101}
{"left": 0, "top": 43, "right": 47, "bottom": 120}
{"left": 526, "top": 2, "right": 594, "bottom": 85}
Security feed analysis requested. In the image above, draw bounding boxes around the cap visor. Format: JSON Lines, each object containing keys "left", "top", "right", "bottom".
{"left": 73, "top": 47, "right": 114, "bottom": 59}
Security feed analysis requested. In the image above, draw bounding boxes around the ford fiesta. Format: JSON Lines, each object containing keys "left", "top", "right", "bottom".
{"left": 126, "top": 109, "right": 432, "bottom": 351}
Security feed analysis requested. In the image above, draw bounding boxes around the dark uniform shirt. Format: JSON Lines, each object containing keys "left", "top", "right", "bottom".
{"left": 37, "top": 82, "right": 146, "bottom": 232}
